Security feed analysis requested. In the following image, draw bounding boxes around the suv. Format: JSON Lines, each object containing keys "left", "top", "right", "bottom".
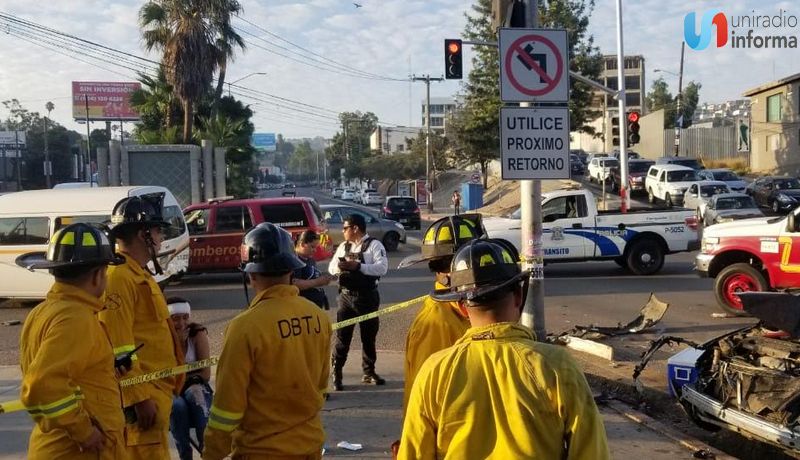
{"left": 380, "top": 196, "right": 421, "bottom": 229}
{"left": 645, "top": 164, "right": 701, "bottom": 207}
{"left": 656, "top": 156, "right": 705, "bottom": 170}
{"left": 609, "top": 158, "right": 654, "bottom": 194}
{"left": 182, "top": 197, "right": 332, "bottom": 274}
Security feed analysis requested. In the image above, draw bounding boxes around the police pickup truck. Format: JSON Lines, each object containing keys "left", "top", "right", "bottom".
{"left": 483, "top": 188, "right": 700, "bottom": 275}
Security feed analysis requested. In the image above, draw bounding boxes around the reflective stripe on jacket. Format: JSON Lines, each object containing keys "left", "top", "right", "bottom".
{"left": 203, "top": 284, "right": 332, "bottom": 460}
{"left": 20, "top": 281, "right": 125, "bottom": 454}
{"left": 403, "top": 283, "right": 469, "bottom": 414}
{"left": 399, "top": 322, "right": 610, "bottom": 460}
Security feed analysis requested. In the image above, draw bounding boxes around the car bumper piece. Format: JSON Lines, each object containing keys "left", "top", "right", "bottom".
{"left": 695, "top": 253, "right": 713, "bottom": 276}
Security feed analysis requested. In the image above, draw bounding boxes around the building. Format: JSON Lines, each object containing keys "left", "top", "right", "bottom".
{"left": 691, "top": 99, "right": 751, "bottom": 128}
{"left": 743, "top": 73, "right": 800, "bottom": 174}
{"left": 369, "top": 126, "right": 422, "bottom": 154}
{"left": 421, "top": 97, "right": 457, "bottom": 134}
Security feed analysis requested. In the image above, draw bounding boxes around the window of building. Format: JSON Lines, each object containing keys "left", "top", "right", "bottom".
{"left": 605, "top": 77, "right": 618, "bottom": 91}
{"left": 625, "top": 92, "right": 641, "bottom": 107}
{"left": 767, "top": 93, "right": 782, "bottom": 122}
{"left": 606, "top": 60, "right": 617, "bottom": 71}
{"left": 396, "top": 144, "right": 405, "bottom": 152}
{"left": 0, "top": 217, "right": 50, "bottom": 245}
{"left": 431, "top": 118, "right": 444, "bottom": 127}
{"left": 625, "top": 76, "right": 641, "bottom": 90}
{"left": 430, "top": 105, "right": 445, "bottom": 114}
{"left": 624, "top": 57, "right": 641, "bottom": 69}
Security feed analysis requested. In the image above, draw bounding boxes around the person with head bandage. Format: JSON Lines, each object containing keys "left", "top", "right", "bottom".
{"left": 167, "top": 297, "right": 212, "bottom": 460}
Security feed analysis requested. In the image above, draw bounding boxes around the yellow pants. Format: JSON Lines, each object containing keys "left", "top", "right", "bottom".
{"left": 232, "top": 454, "right": 322, "bottom": 460}
{"left": 28, "top": 426, "right": 128, "bottom": 460}
{"left": 125, "top": 390, "right": 173, "bottom": 459}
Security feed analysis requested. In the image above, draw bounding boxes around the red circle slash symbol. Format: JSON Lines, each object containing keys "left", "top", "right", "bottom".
{"left": 504, "top": 34, "right": 564, "bottom": 97}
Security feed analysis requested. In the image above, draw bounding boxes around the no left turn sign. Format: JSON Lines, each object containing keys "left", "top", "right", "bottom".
{"left": 499, "top": 28, "right": 569, "bottom": 103}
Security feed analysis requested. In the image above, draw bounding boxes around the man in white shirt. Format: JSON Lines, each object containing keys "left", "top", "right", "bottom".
{"left": 328, "top": 213, "right": 389, "bottom": 391}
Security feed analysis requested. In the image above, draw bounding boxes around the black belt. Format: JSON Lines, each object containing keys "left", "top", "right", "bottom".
{"left": 340, "top": 287, "right": 377, "bottom": 296}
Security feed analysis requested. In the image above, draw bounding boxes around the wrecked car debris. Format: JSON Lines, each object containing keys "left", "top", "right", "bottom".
{"left": 559, "top": 293, "right": 669, "bottom": 340}
{"left": 634, "top": 291, "right": 800, "bottom": 456}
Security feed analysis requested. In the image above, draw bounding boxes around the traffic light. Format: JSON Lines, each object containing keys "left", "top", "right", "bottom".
{"left": 628, "top": 111, "right": 641, "bottom": 145}
{"left": 444, "top": 39, "right": 463, "bottom": 79}
{"left": 611, "top": 116, "right": 620, "bottom": 147}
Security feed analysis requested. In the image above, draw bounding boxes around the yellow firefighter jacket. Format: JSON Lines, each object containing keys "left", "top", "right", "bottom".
{"left": 403, "top": 282, "right": 469, "bottom": 413}
{"left": 20, "top": 281, "right": 126, "bottom": 459}
{"left": 203, "top": 284, "right": 332, "bottom": 460}
{"left": 98, "top": 251, "right": 182, "bottom": 446}
{"left": 399, "top": 322, "right": 610, "bottom": 460}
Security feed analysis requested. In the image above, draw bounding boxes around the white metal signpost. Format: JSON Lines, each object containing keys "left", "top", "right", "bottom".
{"left": 500, "top": 106, "right": 570, "bottom": 180}
{"left": 499, "top": 28, "right": 569, "bottom": 104}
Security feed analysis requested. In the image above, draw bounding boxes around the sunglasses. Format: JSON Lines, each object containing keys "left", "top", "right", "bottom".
{"left": 342, "top": 225, "right": 352, "bottom": 231}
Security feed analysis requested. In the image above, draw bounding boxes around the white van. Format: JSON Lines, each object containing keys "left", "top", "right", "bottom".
{"left": 0, "top": 186, "right": 189, "bottom": 300}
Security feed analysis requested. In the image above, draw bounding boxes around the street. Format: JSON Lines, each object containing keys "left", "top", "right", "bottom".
{"left": 1, "top": 186, "right": 789, "bottom": 459}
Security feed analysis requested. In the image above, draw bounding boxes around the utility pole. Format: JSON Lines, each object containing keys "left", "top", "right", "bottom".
{"left": 615, "top": 0, "right": 629, "bottom": 212}
{"left": 85, "top": 95, "right": 92, "bottom": 184}
{"left": 14, "top": 129, "right": 22, "bottom": 191}
{"left": 412, "top": 74, "right": 443, "bottom": 212}
{"left": 674, "top": 41, "right": 685, "bottom": 156}
{"left": 44, "top": 101, "right": 54, "bottom": 188}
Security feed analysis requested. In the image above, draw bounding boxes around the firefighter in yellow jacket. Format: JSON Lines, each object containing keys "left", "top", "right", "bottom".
{"left": 397, "top": 215, "right": 485, "bottom": 413}
{"left": 203, "top": 223, "right": 332, "bottom": 460}
{"left": 17, "top": 223, "right": 129, "bottom": 459}
{"left": 98, "top": 194, "right": 183, "bottom": 459}
{"left": 399, "top": 239, "right": 610, "bottom": 459}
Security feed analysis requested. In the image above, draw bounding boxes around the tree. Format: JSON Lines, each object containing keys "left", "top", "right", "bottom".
{"left": 209, "top": 0, "right": 245, "bottom": 115}
{"left": 324, "top": 111, "right": 379, "bottom": 180}
{"left": 139, "top": 0, "right": 225, "bottom": 142}
{"left": 679, "top": 82, "right": 701, "bottom": 128}
{"left": 406, "top": 131, "right": 450, "bottom": 172}
{"left": 130, "top": 68, "right": 181, "bottom": 132}
{"left": 646, "top": 77, "right": 676, "bottom": 128}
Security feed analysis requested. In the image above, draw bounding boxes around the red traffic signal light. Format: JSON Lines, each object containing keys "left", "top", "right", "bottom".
{"left": 627, "top": 111, "right": 640, "bottom": 123}
{"left": 444, "top": 39, "right": 463, "bottom": 80}
{"left": 627, "top": 111, "right": 641, "bottom": 145}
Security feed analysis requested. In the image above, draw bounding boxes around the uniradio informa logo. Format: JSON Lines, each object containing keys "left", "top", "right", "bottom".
{"left": 684, "top": 9, "right": 798, "bottom": 50}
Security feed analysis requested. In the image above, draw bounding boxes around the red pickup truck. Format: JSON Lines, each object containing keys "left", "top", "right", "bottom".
{"left": 182, "top": 196, "right": 332, "bottom": 274}
{"left": 696, "top": 210, "right": 800, "bottom": 315}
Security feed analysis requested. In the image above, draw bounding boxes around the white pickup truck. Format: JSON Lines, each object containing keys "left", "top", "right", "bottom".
{"left": 483, "top": 188, "right": 701, "bottom": 275}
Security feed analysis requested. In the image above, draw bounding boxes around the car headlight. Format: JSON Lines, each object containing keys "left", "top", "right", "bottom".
{"left": 702, "top": 236, "right": 720, "bottom": 252}
{"left": 717, "top": 217, "right": 734, "bottom": 223}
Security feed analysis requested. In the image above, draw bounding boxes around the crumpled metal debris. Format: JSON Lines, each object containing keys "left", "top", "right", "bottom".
{"left": 560, "top": 293, "right": 669, "bottom": 340}
{"left": 632, "top": 335, "right": 699, "bottom": 382}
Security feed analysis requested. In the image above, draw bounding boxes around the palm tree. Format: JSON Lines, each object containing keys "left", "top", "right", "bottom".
{"left": 140, "top": 0, "right": 222, "bottom": 143}
{"left": 130, "top": 67, "right": 178, "bottom": 130}
{"left": 210, "top": 1, "right": 245, "bottom": 115}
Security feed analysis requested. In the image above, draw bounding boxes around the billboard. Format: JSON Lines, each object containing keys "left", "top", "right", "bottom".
{"left": 251, "top": 133, "right": 276, "bottom": 152}
{"left": 72, "top": 81, "right": 141, "bottom": 121}
{"left": 0, "top": 131, "right": 25, "bottom": 157}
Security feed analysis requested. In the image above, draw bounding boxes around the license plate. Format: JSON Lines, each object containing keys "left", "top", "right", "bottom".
{"left": 400, "top": 218, "right": 408, "bottom": 223}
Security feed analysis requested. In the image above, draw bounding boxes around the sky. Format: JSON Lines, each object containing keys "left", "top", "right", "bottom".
{"left": 0, "top": 0, "right": 797, "bottom": 140}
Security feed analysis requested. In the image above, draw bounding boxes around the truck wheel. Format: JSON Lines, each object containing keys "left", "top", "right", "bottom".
{"left": 648, "top": 189, "right": 655, "bottom": 204}
{"left": 714, "top": 263, "right": 767, "bottom": 316}
{"left": 626, "top": 239, "right": 665, "bottom": 275}
{"left": 382, "top": 232, "right": 400, "bottom": 252}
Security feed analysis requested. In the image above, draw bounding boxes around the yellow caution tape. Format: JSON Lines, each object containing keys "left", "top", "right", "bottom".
{"left": 0, "top": 294, "right": 426, "bottom": 414}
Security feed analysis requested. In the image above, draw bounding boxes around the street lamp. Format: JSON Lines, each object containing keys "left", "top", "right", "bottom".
{"left": 227, "top": 72, "right": 267, "bottom": 96}
{"left": 654, "top": 42, "right": 686, "bottom": 155}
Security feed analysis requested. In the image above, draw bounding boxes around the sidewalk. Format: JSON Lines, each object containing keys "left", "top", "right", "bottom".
{"left": 0, "top": 350, "right": 728, "bottom": 459}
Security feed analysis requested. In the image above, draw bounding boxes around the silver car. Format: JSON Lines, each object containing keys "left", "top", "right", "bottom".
{"left": 683, "top": 180, "right": 730, "bottom": 219}
{"left": 703, "top": 193, "right": 764, "bottom": 227}
{"left": 321, "top": 204, "right": 407, "bottom": 252}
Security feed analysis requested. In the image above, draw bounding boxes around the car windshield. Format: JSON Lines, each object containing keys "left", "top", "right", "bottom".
{"left": 716, "top": 196, "right": 757, "bottom": 210}
{"left": 713, "top": 171, "right": 739, "bottom": 181}
{"left": 601, "top": 159, "right": 619, "bottom": 167}
{"left": 700, "top": 184, "right": 729, "bottom": 197}
{"left": 629, "top": 162, "right": 653, "bottom": 173}
{"left": 775, "top": 179, "right": 800, "bottom": 190}
{"left": 667, "top": 170, "right": 700, "bottom": 181}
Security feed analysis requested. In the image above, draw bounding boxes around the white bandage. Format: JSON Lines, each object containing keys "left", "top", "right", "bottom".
{"left": 168, "top": 301, "right": 191, "bottom": 315}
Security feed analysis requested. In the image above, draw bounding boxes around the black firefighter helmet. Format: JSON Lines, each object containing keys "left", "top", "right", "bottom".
{"left": 16, "top": 223, "right": 124, "bottom": 272}
{"left": 240, "top": 222, "right": 306, "bottom": 275}
{"left": 431, "top": 238, "right": 527, "bottom": 304}
{"left": 397, "top": 214, "right": 486, "bottom": 269}
{"left": 109, "top": 193, "right": 170, "bottom": 235}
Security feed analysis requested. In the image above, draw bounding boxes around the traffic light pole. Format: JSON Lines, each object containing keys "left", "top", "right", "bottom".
{"left": 517, "top": 0, "right": 546, "bottom": 342}
{"left": 412, "top": 75, "right": 443, "bottom": 212}
{"left": 674, "top": 41, "right": 685, "bottom": 156}
{"left": 615, "top": 0, "right": 629, "bottom": 213}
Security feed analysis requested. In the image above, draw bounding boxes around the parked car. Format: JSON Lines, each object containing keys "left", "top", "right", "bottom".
{"left": 340, "top": 189, "right": 356, "bottom": 201}
{"left": 356, "top": 188, "right": 377, "bottom": 204}
{"left": 587, "top": 157, "right": 619, "bottom": 183}
{"left": 364, "top": 191, "right": 383, "bottom": 205}
{"left": 609, "top": 159, "right": 654, "bottom": 194}
{"left": 702, "top": 193, "right": 763, "bottom": 227}
{"left": 570, "top": 149, "right": 589, "bottom": 166}
{"left": 585, "top": 152, "right": 609, "bottom": 165}
{"left": 321, "top": 204, "right": 406, "bottom": 251}
{"left": 482, "top": 187, "right": 699, "bottom": 275}
{"left": 570, "top": 154, "right": 585, "bottom": 176}
{"left": 748, "top": 176, "right": 800, "bottom": 213}
{"left": 380, "top": 196, "right": 421, "bottom": 229}
{"left": 645, "top": 164, "right": 701, "bottom": 207}
{"left": 683, "top": 181, "right": 730, "bottom": 219}
{"left": 655, "top": 156, "right": 705, "bottom": 170}
{"left": 332, "top": 187, "right": 344, "bottom": 198}
{"left": 697, "top": 168, "right": 748, "bottom": 193}
{"left": 182, "top": 196, "right": 332, "bottom": 274}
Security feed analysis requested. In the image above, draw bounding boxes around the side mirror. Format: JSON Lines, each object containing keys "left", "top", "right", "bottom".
{"left": 196, "top": 218, "right": 205, "bottom": 227}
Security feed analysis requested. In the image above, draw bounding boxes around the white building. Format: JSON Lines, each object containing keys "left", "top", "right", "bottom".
{"left": 421, "top": 97, "right": 457, "bottom": 134}
{"left": 370, "top": 126, "right": 423, "bottom": 154}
